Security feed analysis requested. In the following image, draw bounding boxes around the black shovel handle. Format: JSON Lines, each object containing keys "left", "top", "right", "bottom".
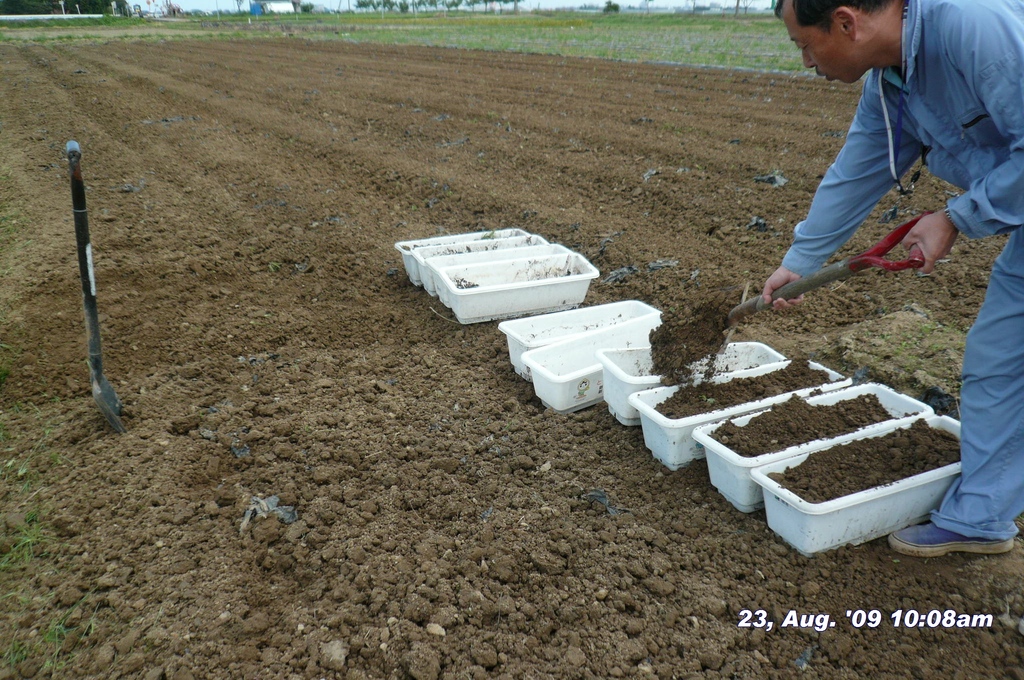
{"left": 67, "top": 141, "right": 106, "bottom": 379}
{"left": 726, "top": 259, "right": 855, "bottom": 327}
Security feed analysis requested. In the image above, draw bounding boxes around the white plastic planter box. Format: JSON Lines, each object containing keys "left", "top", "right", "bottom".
{"left": 422, "top": 243, "right": 567, "bottom": 297}
{"left": 750, "top": 415, "right": 962, "bottom": 556}
{"left": 498, "top": 301, "right": 662, "bottom": 381}
{"left": 419, "top": 237, "right": 551, "bottom": 296}
{"left": 520, "top": 313, "right": 663, "bottom": 413}
{"left": 434, "top": 252, "right": 600, "bottom": 324}
{"left": 394, "top": 228, "right": 532, "bottom": 286}
{"left": 597, "top": 342, "right": 787, "bottom": 427}
{"left": 694, "top": 383, "right": 935, "bottom": 513}
{"left": 628, "top": 361, "right": 851, "bottom": 471}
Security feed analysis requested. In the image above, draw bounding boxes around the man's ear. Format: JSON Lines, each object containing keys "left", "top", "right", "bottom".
{"left": 832, "top": 7, "right": 858, "bottom": 38}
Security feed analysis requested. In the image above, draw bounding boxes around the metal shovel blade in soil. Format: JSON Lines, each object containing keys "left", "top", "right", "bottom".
{"left": 67, "top": 140, "right": 126, "bottom": 434}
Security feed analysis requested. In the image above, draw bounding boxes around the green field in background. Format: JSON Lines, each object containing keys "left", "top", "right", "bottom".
{"left": 0, "top": 12, "right": 803, "bottom": 72}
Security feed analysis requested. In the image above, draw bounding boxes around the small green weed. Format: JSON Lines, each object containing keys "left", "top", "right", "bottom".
{"left": 0, "top": 513, "right": 51, "bottom": 570}
{"left": 3, "top": 640, "right": 29, "bottom": 667}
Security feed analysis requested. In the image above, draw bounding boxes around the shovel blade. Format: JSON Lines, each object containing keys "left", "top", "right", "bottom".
{"left": 91, "top": 374, "right": 127, "bottom": 433}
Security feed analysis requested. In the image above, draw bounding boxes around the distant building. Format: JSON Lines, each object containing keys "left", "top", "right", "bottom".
{"left": 250, "top": 0, "right": 298, "bottom": 13}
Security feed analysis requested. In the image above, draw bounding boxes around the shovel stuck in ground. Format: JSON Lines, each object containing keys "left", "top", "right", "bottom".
{"left": 66, "top": 141, "right": 126, "bottom": 433}
{"left": 726, "top": 214, "right": 928, "bottom": 328}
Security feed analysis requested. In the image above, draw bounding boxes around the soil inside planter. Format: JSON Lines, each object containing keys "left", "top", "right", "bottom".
{"left": 767, "top": 419, "right": 961, "bottom": 503}
{"left": 654, "top": 359, "right": 835, "bottom": 420}
{"left": 712, "top": 393, "right": 895, "bottom": 457}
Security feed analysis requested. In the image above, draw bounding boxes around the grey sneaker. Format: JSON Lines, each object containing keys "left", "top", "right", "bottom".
{"left": 888, "top": 522, "right": 1014, "bottom": 558}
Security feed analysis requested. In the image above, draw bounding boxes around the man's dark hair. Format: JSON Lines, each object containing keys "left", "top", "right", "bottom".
{"left": 775, "top": 0, "right": 897, "bottom": 29}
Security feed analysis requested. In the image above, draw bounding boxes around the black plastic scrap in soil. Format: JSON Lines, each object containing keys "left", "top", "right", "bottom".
{"left": 647, "top": 259, "right": 678, "bottom": 271}
{"left": 240, "top": 495, "right": 298, "bottom": 534}
{"left": 603, "top": 265, "right": 638, "bottom": 284}
{"left": 754, "top": 170, "right": 788, "bottom": 187}
{"left": 583, "top": 489, "right": 629, "bottom": 515}
{"left": 921, "top": 386, "right": 960, "bottom": 419}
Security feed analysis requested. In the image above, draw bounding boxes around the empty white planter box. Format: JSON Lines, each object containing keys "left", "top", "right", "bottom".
{"left": 750, "top": 415, "right": 962, "bottom": 556}
{"left": 416, "top": 235, "right": 551, "bottom": 296}
{"left": 693, "top": 383, "right": 935, "bottom": 513}
{"left": 521, "top": 313, "right": 663, "bottom": 413}
{"left": 434, "top": 252, "right": 600, "bottom": 324}
{"left": 422, "top": 243, "right": 568, "bottom": 297}
{"left": 628, "top": 361, "right": 851, "bottom": 471}
{"left": 498, "top": 301, "right": 662, "bottom": 381}
{"left": 395, "top": 228, "right": 532, "bottom": 286}
{"left": 597, "top": 342, "right": 787, "bottom": 427}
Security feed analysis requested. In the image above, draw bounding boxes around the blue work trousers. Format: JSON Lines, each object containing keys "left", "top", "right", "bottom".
{"left": 933, "top": 228, "right": 1024, "bottom": 540}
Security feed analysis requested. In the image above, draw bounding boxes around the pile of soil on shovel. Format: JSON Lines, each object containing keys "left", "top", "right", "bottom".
{"left": 768, "top": 419, "right": 961, "bottom": 503}
{"left": 649, "top": 290, "right": 737, "bottom": 386}
{"left": 712, "top": 392, "right": 896, "bottom": 457}
{"left": 654, "top": 359, "right": 835, "bottom": 420}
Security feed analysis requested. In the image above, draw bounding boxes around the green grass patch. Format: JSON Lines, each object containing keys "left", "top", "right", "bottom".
{"left": 0, "top": 15, "right": 146, "bottom": 30}
{"left": 0, "top": 412, "right": 59, "bottom": 492}
{"left": 1, "top": 596, "right": 97, "bottom": 673}
{"left": 0, "top": 510, "right": 52, "bottom": 571}
{"left": 3, "top": 640, "right": 30, "bottom": 668}
{"left": 0, "top": 11, "right": 803, "bottom": 72}
{"left": 299, "top": 12, "right": 800, "bottom": 71}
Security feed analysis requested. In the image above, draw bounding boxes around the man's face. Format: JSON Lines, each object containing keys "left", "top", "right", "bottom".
{"left": 782, "top": 0, "right": 866, "bottom": 83}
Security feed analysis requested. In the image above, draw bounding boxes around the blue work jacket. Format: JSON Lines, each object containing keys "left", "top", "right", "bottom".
{"left": 782, "top": 0, "right": 1024, "bottom": 276}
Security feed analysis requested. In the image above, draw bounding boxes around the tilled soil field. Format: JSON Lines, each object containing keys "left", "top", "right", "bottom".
{"left": 1, "top": 38, "right": 1022, "bottom": 679}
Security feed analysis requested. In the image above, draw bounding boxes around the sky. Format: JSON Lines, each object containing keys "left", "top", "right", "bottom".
{"left": 173, "top": 0, "right": 775, "bottom": 19}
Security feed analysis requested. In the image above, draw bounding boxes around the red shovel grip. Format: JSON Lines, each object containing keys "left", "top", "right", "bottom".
{"left": 848, "top": 213, "right": 930, "bottom": 272}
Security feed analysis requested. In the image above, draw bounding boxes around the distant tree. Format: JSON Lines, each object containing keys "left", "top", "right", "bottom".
{"left": 0, "top": 0, "right": 52, "bottom": 12}
{"left": 602, "top": 0, "right": 618, "bottom": 11}
{"left": 301, "top": 1, "right": 312, "bottom": 10}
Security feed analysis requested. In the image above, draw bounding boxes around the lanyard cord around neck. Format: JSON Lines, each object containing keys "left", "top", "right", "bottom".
{"left": 880, "top": 0, "right": 912, "bottom": 195}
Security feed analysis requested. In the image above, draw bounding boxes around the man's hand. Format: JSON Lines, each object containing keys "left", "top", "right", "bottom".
{"left": 901, "top": 211, "right": 958, "bottom": 274}
{"left": 762, "top": 266, "right": 804, "bottom": 309}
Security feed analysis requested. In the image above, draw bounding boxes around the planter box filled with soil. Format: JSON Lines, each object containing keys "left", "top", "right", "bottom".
{"left": 692, "top": 384, "right": 934, "bottom": 513}
{"left": 395, "top": 228, "right": 533, "bottom": 286}
{"left": 628, "top": 360, "right": 850, "bottom": 470}
{"left": 597, "top": 342, "right": 787, "bottom": 427}
{"left": 435, "top": 252, "right": 600, "bottom": 324}
{"left": 499, "top": 300, "right": 661, "bottom": 381}
{"left": 750, "top": 416, "right": 962, "bottom": 555}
